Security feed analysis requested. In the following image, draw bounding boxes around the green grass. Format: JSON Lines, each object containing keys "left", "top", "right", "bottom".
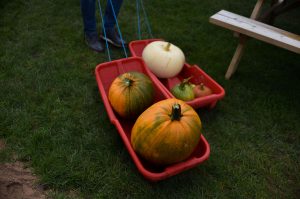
{"left": 1, "top": 0, "right": 300, "bottom": 198}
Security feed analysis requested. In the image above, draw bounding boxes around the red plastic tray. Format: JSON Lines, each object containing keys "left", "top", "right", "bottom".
{"left": 95, "top": 57, "right": 210, "bottom": 181}
{"left": 129, "top": 39, "right": 225, "bottom": 109}
{"left": 129, "top": 38, "right": 162, "bottom": 57}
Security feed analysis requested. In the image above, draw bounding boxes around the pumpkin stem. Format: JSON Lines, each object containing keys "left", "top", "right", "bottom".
{"left": 200, "top": 83, "right": 204, "bottom": 90}
{"left": 124, "top": 78, "right": 133, "bottom": 87}
{"left": 183, "top": 76, "right": 193, "bottom": 84}
{"left": 164, "top": 42, "right": 171, "bottom": 51}
{"left": 171, "top": 103, "right": 182, "bottom": 121}
{"left": 179, "top": 76, "right": 193, "bottom": 90}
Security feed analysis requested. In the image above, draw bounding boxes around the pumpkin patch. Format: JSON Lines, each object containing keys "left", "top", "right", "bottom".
{"left": 108, "top": 71, "right": 154, "bottom": 118}
{"left": 131, "top": 98, "right": 202, "bottom": 165}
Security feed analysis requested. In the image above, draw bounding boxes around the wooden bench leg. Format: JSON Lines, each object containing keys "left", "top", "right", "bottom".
{"left": 225, "top": 0, "right": 264, "bottom": 79}
{"left": 225, "top": 36, "right": 247, "bottom": 79}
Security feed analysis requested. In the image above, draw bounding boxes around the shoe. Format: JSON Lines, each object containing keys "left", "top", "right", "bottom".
{"left": 100, "top": 28, "right": 127, "bottom": 48}
{"left": 84, "top": 32, "right": 104, "bottom": 52}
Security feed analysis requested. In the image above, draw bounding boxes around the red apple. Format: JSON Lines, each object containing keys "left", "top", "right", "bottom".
{"left": 193, "top": 83, "right": 212, "bottom": 97}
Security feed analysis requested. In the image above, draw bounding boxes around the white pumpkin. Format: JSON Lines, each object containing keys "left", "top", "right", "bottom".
{"left": 142, "top": 41, "right": 185, "bottom": 78}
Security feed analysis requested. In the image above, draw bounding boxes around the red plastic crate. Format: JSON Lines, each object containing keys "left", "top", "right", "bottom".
{"left": 95, "top": 57, "right": 210, "bottom": 181}
{"left": 129, "top": 38, "right": 162, "bottom": 57}
{"left": 129, "top": 39, "right": 225, "bottom": 109}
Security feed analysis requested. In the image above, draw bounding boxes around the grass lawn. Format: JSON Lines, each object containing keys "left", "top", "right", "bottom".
{"left": 1, "top": 0, "right": 300, "bottom": 198}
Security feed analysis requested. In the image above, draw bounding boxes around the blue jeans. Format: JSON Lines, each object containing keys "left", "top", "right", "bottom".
{"left": 80, "top": 0, "right": 124, "bottom": 36}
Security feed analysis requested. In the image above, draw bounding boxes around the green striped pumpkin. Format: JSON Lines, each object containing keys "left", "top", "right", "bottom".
{"left": 108, "top": 72, "right": 154, "bottom": 118}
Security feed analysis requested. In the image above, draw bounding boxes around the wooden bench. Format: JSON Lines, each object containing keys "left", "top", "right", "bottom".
{"left": 209, "top": 2, "right": 300, "bottom": 79}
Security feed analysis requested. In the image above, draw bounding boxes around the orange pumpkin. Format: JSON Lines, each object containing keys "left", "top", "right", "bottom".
{"left": 108, "top": 72, "right": 154, "bottom": 118}
{"left": 131, "top": 98, "right": 202, "bottom": 165}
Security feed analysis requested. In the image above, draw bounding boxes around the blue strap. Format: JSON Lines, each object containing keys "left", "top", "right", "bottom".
{"left": 97, "top": 0, "right": 128, "bottom": 61}
{"left": 139, "top": 0, "right": 153, "bottom": 38}
{"left": 136, "top": 0, "right": 153, "bottom": 39}
{"left": 136, "top": 0, "right": 142, "bottom": 40}
{"left": 97, "top": 0, "right": 111, "bottom": 61}
{"left": 107, "top": 0, "right": 128, "bottom": 58}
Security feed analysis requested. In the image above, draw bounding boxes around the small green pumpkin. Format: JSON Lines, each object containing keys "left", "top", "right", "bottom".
{"left": 171, "top": 77, "right": 195, "bottom": 101}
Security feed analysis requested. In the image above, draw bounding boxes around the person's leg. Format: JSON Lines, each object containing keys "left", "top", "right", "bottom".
{"left": 80, "top": 0, "right": 104, "bottom": 52}
{"left": 81, "top": 0, "right": 97, "bottom": 35}
{"left": 101, "top": 0, "right": 126, "bottom": 47}
{"left": 103, "top": 0, "right": 124, "bottom": 29}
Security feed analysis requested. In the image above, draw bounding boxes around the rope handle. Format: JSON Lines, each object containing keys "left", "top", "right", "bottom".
{"left": 107, "top": 0, "right": 128, "bottom": 58}
{"left": 97, "top": 0, "right": 111, "bottom": 61}
{"left": 97, "top": 0, "right": 153, "bottom": 61}
{"left": 136, "top": 0, "right": 153, "bottom": 39}
{"left": 97, "top": 0, "right": 128, "bottom": 61}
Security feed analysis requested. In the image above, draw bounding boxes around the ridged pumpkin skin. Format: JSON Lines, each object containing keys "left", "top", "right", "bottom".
{"left": 131, "top": 98, "right": 202, "bottom": 165}
{"left": 108, "top": 72, "right": 154, "bottom": 118}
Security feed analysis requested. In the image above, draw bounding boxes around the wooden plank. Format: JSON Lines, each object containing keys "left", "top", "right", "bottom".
{"left": 234, "top": 0, "right": 264, "bottom": 37}
{"left": 210, "top": 10, "right": 300, "bottom": 54}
